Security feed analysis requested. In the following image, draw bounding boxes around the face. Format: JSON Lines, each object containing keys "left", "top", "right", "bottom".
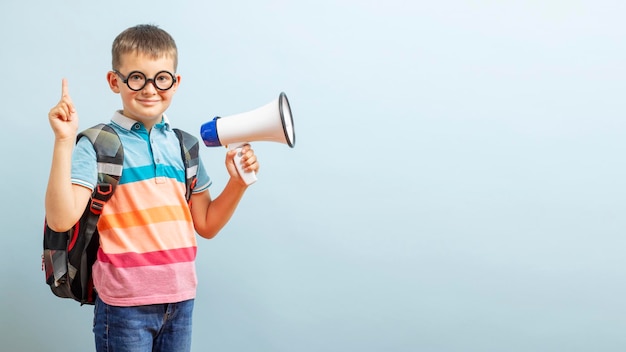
{"left": 107, "top": 52, "right": 181, "bottom": 130}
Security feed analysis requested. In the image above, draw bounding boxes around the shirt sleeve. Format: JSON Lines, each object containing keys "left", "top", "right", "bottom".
{"left": 71, "top": 136, "right": 98, "bottom": 191}
{"left": 192, "top": 157, "right": 212, "bottom": 193}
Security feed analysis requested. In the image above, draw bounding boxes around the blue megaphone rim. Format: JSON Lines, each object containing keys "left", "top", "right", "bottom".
{"left": 200, "top": 116, "right": 222, "bottom": 147}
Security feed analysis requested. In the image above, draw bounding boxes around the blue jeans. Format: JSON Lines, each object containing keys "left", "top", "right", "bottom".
{"left": 93, "top": 295, "right": 194, "bottom": 352}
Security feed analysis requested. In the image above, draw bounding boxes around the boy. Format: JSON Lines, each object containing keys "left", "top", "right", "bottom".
{"left": 45, "top": 24, "right": 258, "bottom": 351}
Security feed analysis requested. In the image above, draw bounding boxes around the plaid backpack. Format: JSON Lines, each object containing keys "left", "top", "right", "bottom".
{"left": 42, "top": 123, "right": 199, "bottom": 305}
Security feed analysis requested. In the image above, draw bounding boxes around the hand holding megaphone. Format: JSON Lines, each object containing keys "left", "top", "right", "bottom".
{"left": 201, "top": 92, "right": 296, "bottom": 185}
{"left": 228, "top": 142, "right": 259, "bottom": 185}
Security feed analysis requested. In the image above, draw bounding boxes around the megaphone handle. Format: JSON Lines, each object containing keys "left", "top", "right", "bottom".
{"left": 229, "top": 143, "right": 257, "bottom": 185}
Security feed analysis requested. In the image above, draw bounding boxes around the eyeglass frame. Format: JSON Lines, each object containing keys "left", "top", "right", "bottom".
{"left": 112, "top": 70, "right": 178, "bottom": 91}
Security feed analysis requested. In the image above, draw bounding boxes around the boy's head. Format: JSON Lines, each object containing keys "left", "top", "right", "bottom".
{"left": 108, "top": 24, "right": 181, "bottom": 128}
{"left": 111, "top": 24, "right": 178, "bottom": 71}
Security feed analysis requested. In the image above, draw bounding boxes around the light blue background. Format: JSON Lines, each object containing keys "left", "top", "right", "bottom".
{"left": 1, "top": 0, "right": 625, "bottom": 351}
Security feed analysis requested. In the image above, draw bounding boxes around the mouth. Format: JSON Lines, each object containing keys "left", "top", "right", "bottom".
{"left": 137, "top": 99, "right": 160, "bottom": 106}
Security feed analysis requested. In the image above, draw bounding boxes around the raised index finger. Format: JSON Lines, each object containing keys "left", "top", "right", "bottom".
{"left": 61, "top": 78, "right": 76, "bottom": 113}
{"left": 61, "top": 78, "right": 71, "bottom": 99}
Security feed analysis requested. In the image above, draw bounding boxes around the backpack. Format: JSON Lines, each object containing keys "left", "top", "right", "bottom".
{"left": 42, "top": 123, "right": 199, "bottom": 305}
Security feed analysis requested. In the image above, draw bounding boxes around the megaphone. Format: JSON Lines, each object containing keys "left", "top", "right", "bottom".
{"left": 200, "top": 92, "right": 295, "bottom": 185}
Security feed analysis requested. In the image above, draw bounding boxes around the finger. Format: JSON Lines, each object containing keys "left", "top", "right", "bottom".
{"left": 238, "top": 143, "right": 251, "bottom": 154}
{"left": 49, "top": 108, "right": 66, "bottom": 122}
{"left": 226, "top": 148, "right": 237, "bottom": 159}
{"left": 61, "top": 78, "right": 70, "bottom": 98}
{"left": 58, "top": 106, "right": 70, "bottom": 121}
{"left": 51, "top": 102, "right": 74, "bottom": 121}
{"left": 242, "top": 154, "right": 257, "bottom": 170}
{"left": 243, "top": 149, "right": 256, "bottom": 162}
{"left": 61, "top": 78, "right": 76, "bottom": 113}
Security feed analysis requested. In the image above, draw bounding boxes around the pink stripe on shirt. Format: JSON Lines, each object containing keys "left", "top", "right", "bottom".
{"left": 97, "top": 247, "right": 197, "bottom": 268}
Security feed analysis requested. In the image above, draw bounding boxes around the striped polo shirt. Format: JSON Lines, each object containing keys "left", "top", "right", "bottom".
{"left": 71, "top": 111, "right": 211, "bottom": 306}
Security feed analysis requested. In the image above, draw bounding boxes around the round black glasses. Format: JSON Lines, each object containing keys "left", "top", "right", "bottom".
{"left": 113, "top": 70, "right": 177, "bottom": 91}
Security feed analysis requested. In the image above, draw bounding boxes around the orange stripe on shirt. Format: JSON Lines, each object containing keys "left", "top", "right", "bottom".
{"left": 98, "top": 220, "right": 197, "bottom": 254}
{"left": 105, "top": 179, "right": 187, "bottom": 214}
{"left": 98, "top": 205, "right": 192, "bottom": 232}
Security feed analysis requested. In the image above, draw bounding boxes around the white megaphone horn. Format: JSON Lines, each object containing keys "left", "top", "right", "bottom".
{"left": 200, "top": 92, "right": 296, "bottom": 185}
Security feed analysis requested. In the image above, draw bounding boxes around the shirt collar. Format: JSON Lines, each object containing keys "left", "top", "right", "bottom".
{"left": 110, "top": 111, "right": 171, "bottom": 131}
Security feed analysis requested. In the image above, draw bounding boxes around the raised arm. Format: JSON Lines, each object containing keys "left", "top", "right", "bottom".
{"left": 45, "top": 79, "right": 92, "bottom": 231}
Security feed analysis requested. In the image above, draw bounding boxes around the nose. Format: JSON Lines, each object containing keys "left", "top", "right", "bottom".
{"left": 141, "top": 79, "right": 159, "bottom": 93}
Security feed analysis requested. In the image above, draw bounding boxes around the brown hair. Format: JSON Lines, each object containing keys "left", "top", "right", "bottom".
{"left": 111, "top": 24, "right": 178, "bottom": 71}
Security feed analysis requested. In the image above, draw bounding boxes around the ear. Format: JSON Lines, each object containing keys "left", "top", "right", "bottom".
{"left": 107, "top": 71, "right": 121, "bottom": 93}
{"left": 172, "top": 73, "right": 182, "bottom": 93}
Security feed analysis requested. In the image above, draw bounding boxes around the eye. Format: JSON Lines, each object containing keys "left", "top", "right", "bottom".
{"left": 156, "top": 73, "right": 172, "bottom": 82}
{"left": 129, "top": 73, "right": 144, "bottom": 81}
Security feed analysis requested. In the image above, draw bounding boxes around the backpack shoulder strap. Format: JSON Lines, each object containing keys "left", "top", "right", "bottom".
{"left": 78, "top": 124, "right": 124, "bottom": 187}
{"left": 173, "top": 128, "right": 199, "bottom": 202}
{"left": 77, "top": 123, "right": 124, "bottom": 212}
{"left": 71, "top": 124, "right": 124, "bottom": 304}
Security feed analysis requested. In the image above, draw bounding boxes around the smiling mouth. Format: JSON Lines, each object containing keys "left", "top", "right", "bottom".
{"left": 138, "top": 99, "right": 159, "bottom": 105}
